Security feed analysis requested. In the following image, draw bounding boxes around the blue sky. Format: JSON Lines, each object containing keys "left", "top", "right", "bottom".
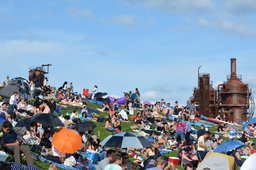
{"left": 0, "top": 0, "right": 256, "bottom": 105}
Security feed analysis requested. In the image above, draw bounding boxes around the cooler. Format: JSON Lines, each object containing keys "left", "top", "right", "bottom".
{"left": 168, "top": 157, "right": 180, "bottom": 165}
{"left": 86, "top": 150, "right": 100, "bottom": 163}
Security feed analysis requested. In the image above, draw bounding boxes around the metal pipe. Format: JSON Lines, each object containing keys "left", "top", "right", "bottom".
{"left": 198, "top": 66, "right": 201, "bottom": 87}
{"left": 231, "top": 58, "right": 237, "bottom": 79}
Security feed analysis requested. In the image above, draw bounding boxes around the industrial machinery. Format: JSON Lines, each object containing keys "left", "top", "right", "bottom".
{"left": 28, "top": 64, "right": 52, "bottom": 87}
{"left": 192, "top": 58, "right": 254, "bottom": 122}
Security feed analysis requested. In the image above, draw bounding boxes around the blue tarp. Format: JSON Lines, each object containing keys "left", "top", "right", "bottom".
{"left": 193, "top": 121, "right": 212, "bottom": 128}
{"left": 87, "top": 108, "right": 100, "bottom": 114}
{"left": 85, "top": 98, "right": 103, "bottom": 105}
{"left": 243, "top": 118, "right": 256, "bottom": 128}
{"left": 214, "top": 140, "right": 245, "bottom": 154}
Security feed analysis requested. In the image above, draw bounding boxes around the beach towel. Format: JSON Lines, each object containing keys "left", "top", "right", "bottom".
{"left": 193, "top": 121, "right": 212, "bottom": 128}
{"left": 37, "top": 156, "right": 79, "bottom": 169}
{"left": 85, "top": 99, "right": 103, "bottom": 105}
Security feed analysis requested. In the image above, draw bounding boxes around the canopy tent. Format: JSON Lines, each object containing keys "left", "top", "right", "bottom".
{"left": 196, "top": 152, "right": 235, "bottom": 170}
{"left": 0, "top": 77, "right": 30, "bottom": 98}
{"left": 240, "top": 153, "right": 256, "bottom": 170}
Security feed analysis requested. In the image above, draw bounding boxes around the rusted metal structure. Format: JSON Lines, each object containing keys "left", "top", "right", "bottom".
{"left": 29, "top": 64, "right": 52, "bottom": 87}
{"left": 193, "top": 74, "right": 217, "bottom": 118}
{"left": 217, "top": 58, "right": 253, "bottom": 122}
{"left": 192, "top": 58, "right": 254, "bottom": 122}
{"left": 199, "top": 74, "right": 210, "bottom": 117}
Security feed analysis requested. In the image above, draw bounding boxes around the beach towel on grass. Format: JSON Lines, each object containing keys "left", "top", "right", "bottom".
{"left": 85, "top": 99, "right": 103, "bottom": 105}
{"left": 37, "top": 156, "right": 79, "bottom": 169}
{"left": 193, "top": 121, "right": 212, "bottom": 128}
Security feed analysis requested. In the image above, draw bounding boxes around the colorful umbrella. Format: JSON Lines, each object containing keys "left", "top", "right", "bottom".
{"left": 75, "top": 122, "right": 97, "bottom": 133}
{"left": 143, "top": 101, "right": 151, "bottom": 105}
{"left": 31, "top": 113, "right": 64, "bottom": 127}
{"left": 52, "top": 128, "right": 82, "bottom": 153}
{"left": 100, "top": 132, "right": 153, "bottom": 148}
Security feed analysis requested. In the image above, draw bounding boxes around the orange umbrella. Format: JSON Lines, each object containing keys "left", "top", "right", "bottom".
{"left": 52, "top": 128, "right": 82, "bottom": 154}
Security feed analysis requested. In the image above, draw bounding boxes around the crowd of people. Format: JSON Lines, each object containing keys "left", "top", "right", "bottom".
{"left": 0, "top": 77, "right": 255, "bottom": 170}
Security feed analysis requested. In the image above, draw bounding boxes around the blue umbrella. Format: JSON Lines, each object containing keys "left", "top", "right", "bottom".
{"left": 214, "top": 140, "right": 245, "bottom": 154}
{"left": 243, "top": 118, "right": 256, "bottom": 128}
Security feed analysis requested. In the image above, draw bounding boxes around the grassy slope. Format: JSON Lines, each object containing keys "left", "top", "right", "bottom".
{"left": 26, "top": 102, "right": 254, "bottom": 170}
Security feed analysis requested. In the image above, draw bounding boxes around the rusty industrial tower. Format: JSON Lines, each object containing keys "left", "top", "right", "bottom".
{"left": 192, "top": 58, "right": 255, "bottom": 122}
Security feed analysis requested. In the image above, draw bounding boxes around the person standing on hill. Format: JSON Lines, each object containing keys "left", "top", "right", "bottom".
{"left": 69, "top": 82, "right": 74, "bottom": 93}
{"left": 3, "top": 76, "right": 10, "bottom": 86}
{"left": 91, "top": 85, "right": 98, "bottom": 100}
{"left": 197, "top": 131, "right": 211, "bottom": 162}
{"left": 135, "top": 88, "right": 140, "bottom": 98}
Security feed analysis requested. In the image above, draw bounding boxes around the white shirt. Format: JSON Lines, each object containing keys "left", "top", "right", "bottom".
{"left": 43, "top": 79, "right": 48, "bottom": 86}
{"left": 70, "top": 113, "right": 78, "bottom": 119}
{"left": 63, "top": 84, "right": 68, "bottom": 90}
{"left": 9, "top": 95, "right": 17, "bottom": 105}
{"left": 92, "top": 87, "right": 98, "bottom": 93}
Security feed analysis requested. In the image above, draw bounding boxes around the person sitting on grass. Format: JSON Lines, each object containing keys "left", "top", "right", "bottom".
{"left": 146, "top": 156, "right": 176, "bottom": 170}
{"left": 158, "top": 134, "right": 168, "bottom": 148}
{"left": 120, "top": 152, "right": 132, "bottom": 170}
{"left": 104, "top": 154, "right": 122, "bottom": 170}
{"left": 96, "top": 149, "right": 116, "bottom": 170}
{"left": 0, "top": 161, "right": 42, "bottom": 170}
{"left": 0, "top": 121, "right": 34, "bottom": 165}
{"left": 168, "top": 138, "right": 178, "bottom": 150}
{"left": 113, "top": 119, "right": 122, "bottom": 132}
{"left": 104, "top": 118, "right": 118, "bottom": 133}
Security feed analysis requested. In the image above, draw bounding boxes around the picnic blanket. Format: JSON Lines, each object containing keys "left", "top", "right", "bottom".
{"left": 193, "top": 121, "right": 212, "bottom": 128}
{"left": 85, "top": 99, "right": 103, "bottom": 105}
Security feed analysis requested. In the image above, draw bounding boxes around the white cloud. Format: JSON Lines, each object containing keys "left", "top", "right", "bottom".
{"left": 198, "top": 17, "right": 212, "bottom": 27}
{"left": 147, "top": 19, "right": 156, "bottom": 25}
{"left": 69, "top": 7, "right": 92, "bottom": 17}
{"left": 0, "top": 40, "right": 64, "bottom": 58}
{"left": 126, "top": 0, "right": 214, "bottom": 13}
{"left": 142, "top": 91, "right": 159, "bottom": 100}
{"left": 218, "top": 19, "right": 256, "bottom": 37}
{"left": 112, "top": 15, "right": 137, "bottom": 26}
{"left": 246, "top": 76, "right": 256, "bottom": 90}
{"left": 166, "top": 26, "right": 192, "bottom": 32}
{"left": 198, "top": 18, "right": 256, "bottom": 37}
{"left": 226, "top": 0, "right": 256, "bottom": 15}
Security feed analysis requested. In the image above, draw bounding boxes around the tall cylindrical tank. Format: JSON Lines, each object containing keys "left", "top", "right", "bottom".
{"left": 199, "top": 74, "right": 210, "bottom": 117}
{"left": 218, "top": 58, "right": 249, "bottom": 122}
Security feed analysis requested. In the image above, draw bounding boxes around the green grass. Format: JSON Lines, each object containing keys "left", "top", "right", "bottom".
{"left": 9, "top": 101, "right": 248, "bottom": 170}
